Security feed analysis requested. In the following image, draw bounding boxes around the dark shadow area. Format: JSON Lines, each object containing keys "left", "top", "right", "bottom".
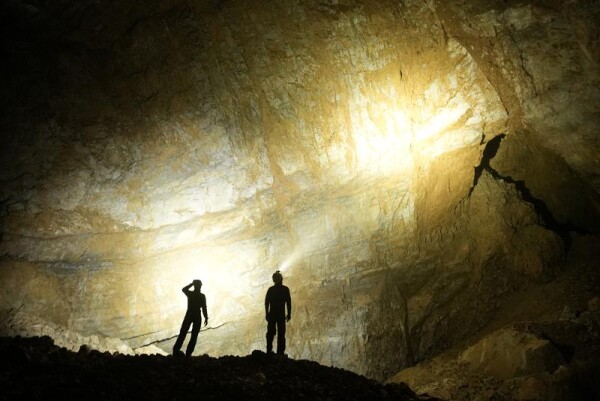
{"left": 0, "top": 336, "right": 436, "bottom": 401}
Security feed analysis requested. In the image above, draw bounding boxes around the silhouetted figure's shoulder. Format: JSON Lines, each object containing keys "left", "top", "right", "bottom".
{"left": 267, "top": 284, "right": 290, "bottom": 293}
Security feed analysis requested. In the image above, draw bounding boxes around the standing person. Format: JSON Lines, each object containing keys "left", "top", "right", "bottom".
{"left": 173, "top": 279, "right": 208, "bottom": 357}
{"left": 265, "top": 270, "right": 292, "bottom": 355}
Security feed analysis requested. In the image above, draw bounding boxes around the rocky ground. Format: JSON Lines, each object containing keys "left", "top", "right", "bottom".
{"left": 0, "top": 335, "right": 436, "bottom": 401}
{"left": 387, "top": 246, "right": 600, "bottom": 401}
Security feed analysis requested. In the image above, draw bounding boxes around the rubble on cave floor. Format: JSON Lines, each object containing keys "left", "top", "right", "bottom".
{"left": 388, "top": 307, "right": 600, "bottom": 401}
{"left": 387, "top": 246, "right": 600, "bottom": 401}
{"left": 0, "top": 335, "right": 436, "bottom": 401}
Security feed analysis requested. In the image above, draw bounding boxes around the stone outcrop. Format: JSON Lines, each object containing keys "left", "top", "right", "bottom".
{"left": 389, "top": 312, "right": 600, "bottom": 400}
{"left": 1, "top": 0, "right": 599, "bottom": 381}
{"left": 458, "top": 329, "right": 564, "bottom": 380}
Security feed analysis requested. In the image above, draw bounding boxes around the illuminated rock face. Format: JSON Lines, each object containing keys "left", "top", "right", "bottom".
{"left": 1, "top": 0, "right": 599, "bottom": 380}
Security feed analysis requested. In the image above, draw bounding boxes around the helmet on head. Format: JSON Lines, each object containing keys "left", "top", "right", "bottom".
{"left": 193, "top": 279, "right": 202, "bottom": 286}
{"left": 272, "top": 270, "right": 283, "bottom": 283}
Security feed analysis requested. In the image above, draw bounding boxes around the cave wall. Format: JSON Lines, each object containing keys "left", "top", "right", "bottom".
{"left": 1, "top": 0, "right": 599, "bottom": 380}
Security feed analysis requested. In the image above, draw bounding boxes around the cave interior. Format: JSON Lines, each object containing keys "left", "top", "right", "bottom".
{"left": 1, "top": 0, "right": 599, "bottom": 400}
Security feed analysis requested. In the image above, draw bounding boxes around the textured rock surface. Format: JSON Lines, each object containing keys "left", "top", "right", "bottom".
{"left": 387, "top": 249, "right": 600, "bottom": 400}
{"left": 388, "top": 311, "right": 600, "bottom": 401}
{"left": 458, "top": 329, "right": 564, "bottom": 380}
{"left": 1, "top": 0, "right": 599, "bottom": 381}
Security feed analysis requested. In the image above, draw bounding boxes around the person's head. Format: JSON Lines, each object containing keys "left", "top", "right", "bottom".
{"left": 272, "top": 270, "right": 283, "bottom": 285}
{"left": 193, "top": 279, "right": 202, "bottom": 290}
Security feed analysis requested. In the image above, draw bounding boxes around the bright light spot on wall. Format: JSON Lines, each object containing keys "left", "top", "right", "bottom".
{"left": 354, "top": 108, "right": 413, "bottom": 174}
{"left": 353, "top": 95, "right": 471, "bottom": 174}
{"left": 414, "top": 102, "right": 469, "bottom": 142}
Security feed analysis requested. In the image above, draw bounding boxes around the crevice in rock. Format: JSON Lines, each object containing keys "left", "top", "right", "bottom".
{"left": 468, "top": 134, "right": 505, "bottom": 197}
{"left": 546, "top": 338, "right": 575, "bottom": 363}
{"left": 468, "top": 134, "right": 589, "bottom": 253}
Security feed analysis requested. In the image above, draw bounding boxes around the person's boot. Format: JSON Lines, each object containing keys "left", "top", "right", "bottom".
{"left": 173, "top": 349, "right": 185, "bottom": 357}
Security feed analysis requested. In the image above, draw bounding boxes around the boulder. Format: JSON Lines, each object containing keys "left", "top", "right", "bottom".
{"left": 459, "top": 329, "right": 565, "bottom": 379}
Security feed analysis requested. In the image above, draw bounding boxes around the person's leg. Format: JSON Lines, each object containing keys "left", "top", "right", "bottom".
{"left": 173, "top": 315, "right": 192, "bottom": 354}
{"left": 266, "top": 320, "right": 276, "bottom": 354}
{"left": 276, "top": 319, "right": 286, "bottom": 355}
{"left": 186, "top": 318, "right": 201, "bottom": 356}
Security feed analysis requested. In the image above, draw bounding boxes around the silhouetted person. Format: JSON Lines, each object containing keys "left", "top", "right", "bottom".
{"left": 265, "top": 270, "right": 291, "bottom": 355}
{"left": 173, "top": 279, "right": 208, "bottom": 357}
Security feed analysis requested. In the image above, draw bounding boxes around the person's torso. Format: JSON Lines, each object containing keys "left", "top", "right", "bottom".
{"left": 267, "top": 285, "right": 289, "bottom": 318}
{"left": 187, "top": 292, "right": 205, "bottom": 314}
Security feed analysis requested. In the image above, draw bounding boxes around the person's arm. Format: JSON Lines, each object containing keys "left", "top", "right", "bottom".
{"left": 202, "top": 294, "right": 208, "bottom": 326}
{"left": 286, "top": 287, "right": 292, "bottom": 322}
{"left": 182, "top": 283, "right": 193, "bottom": 295}
{"left": 265, "top": 289, "right": 270, "bottom": 321}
